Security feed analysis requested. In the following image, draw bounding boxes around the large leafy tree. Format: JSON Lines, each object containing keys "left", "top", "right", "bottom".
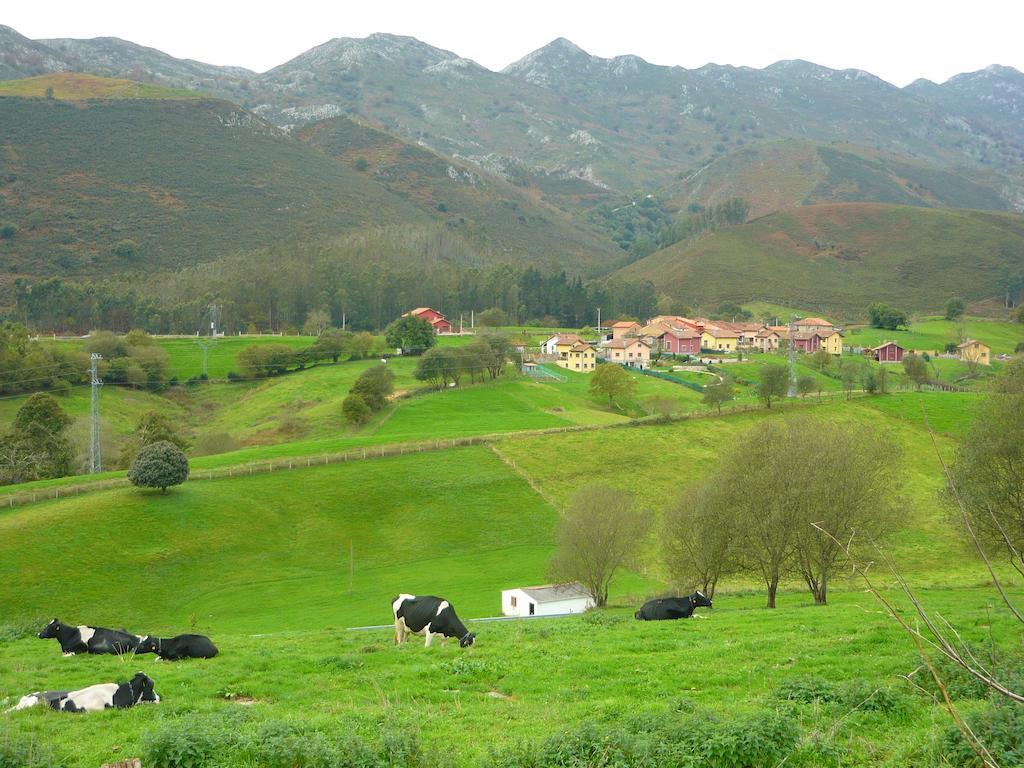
{"left": 128, "top": 440, "right": 189, "bottom": 494}
{"left": 5, "top": 393, "right": 74, "bottom": 482}
{"left": 385, "top": 315, "right": 436, "bottom": 355}
{"left": 589, "top": 363, "right": 637, "bottom": 409}
{"left": 757, "top": 364, "right": 789, "bottom": 408}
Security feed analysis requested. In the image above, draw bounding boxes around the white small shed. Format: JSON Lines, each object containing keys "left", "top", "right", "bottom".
{"left": 501, "top": 583, "right": 595, "bottom": 617}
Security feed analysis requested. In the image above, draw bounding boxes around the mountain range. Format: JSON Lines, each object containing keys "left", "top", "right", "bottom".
{"left": 1, "top": 24, "right": 1023, "bottom": 315}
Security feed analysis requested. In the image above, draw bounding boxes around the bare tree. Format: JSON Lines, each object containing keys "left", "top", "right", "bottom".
{"left": 663, "top": 481, "right": 738, "bottom": 598}
{"left": 548, "top": 484, "right": 651, "bottom": 606}
{"left": 949, "top": 366, "right": 1024, "bottom": 577}
{"left": 788, "top": 420, "right": 900, "bottom": 604}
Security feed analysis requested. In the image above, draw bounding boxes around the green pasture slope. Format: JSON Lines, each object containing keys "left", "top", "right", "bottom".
{"left": 843, "top": 316, "right": 1024, "bottom": 356}
{"left": 0, "top": 393, "right": 1019, "bottom": 766}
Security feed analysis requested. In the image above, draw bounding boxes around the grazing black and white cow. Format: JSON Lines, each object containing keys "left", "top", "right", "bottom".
{"left": 634, "top": 592, "right": 713, "bottom": 621}
{"left": 391, "top": 594, "right": 475, "bottom": 647}
{"left": 136, "top": 634, "right": 218, "bottom": 660}
{"left": 6, "top": 673, "right": 159, "bottom": 714}
{"left": 37, "top": 618, "right": 142, "bottom": 656}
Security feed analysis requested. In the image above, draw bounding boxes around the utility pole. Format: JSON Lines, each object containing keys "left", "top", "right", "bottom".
{"left": 89, "top": 353, "right": 102, "bottom": 473}
{"left": 597, "top": 307, "right": 601, "bottom": 335}
{"left": 787, "top": 315, "right": 798, "bottom": 397}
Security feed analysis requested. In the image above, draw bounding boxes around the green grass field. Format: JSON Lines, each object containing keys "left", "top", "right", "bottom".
{"left": 0, "top": 398, "right": 1019, "bottom": 767}
{"left": 1, "top": 340, "right": 1019, "bottom": 767}
{"left": 843, "top": 317, "right": 1024, "bottom": 356}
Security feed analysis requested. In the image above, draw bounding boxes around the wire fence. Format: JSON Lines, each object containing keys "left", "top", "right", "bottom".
{"left": 0, "top": 394, "right": 851, "bottom": 511}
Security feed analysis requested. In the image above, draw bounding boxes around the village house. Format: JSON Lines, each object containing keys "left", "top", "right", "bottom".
{"left": 957, "top": 339, "right": 991, "bottom": 366}
{"left": 658, "top": 325, "right": 702, "bottom": 355}
{"left": 754, "top": 329, "right": 782, "bottom": 352}
{"left": 610, "top": 320, "right": 642, "bottom": 340}
{"left": 401, "top": 307, "right": 452, "bottom": 334}
{"left": 870, "top": 341, "right": 905, "bottom": 363}
{"left": 700, "top": 326, "right": 740, "bottom": 352}
{"left": 501, "top": 583, "right": 595, "bottom": 617}
{"left": 795, "top": 316, "right": 836, "bottom": 333}
{"left": 540, "top": 333, "right": 581, "bottom": 357}
{"left": 602, "top": 337, "right": 651, "bottom": 369}
{"left": 557, "top": 341, "right": 597, "bottom": 372}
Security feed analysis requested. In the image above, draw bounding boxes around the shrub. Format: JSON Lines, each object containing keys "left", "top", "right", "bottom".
{"left": 226, "top": 370, "right": 242, "bottom": 381}
{"left": 0, "top": 735, "right": 58, "bottom": 768}
{"left": 128, "top": 440, "right": 189, "bottom": 493}
{"left": 942, "top": 702, "right": 1024, "bottom": 767}
{"left": 0, "top": 224, "right": 15, "bottom": 240}
{"left": 144, "top": 718, "right": 228, "bottom": 768}
{"left": 342, "top": 393, "right": 372, "bottom": 425}
{"left": 351, "top": 365, "right": 394, "bottom": 411}
{"left": 775, "top": 676, "right": 840, "bottom": 704}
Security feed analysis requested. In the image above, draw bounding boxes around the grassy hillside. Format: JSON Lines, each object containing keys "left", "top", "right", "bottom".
{"left": 0, "top": 350, "right": 705, "bottom": 474}
{"left": 296, "top": 116, "right": 620, "bottom": 269}
{"left": 843, "top": 316, "right": 1024, "bottom": 355}
{"left": 0, "top": 397, "right": 1017, "bottom": 766}
{"left": 0, "top": 72, "right": 200, "bottom": 99}
{"left": 0, "top": 83, "right": 434, "bottom": 293}
{"left": 616, "top": 203, "right": 1024, "bottom": 314}
{"left": 665, "top": 141, "right": 1012, "bottom": 218}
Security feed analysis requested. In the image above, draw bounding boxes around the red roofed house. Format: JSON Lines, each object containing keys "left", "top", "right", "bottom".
{"left": 871, "top": 341, "right": 905, "bottom": 363}
{"left": 658, "top": 326, "right": 702, "bottom": 355}
{"left": 602, "top": 338, "right": 651, "bottom": 369}
{"left": 402, "top": 307, "right": 452, "bottom": 334}
{"left": 610, "top": 320, "right": 642, "bottom": 340}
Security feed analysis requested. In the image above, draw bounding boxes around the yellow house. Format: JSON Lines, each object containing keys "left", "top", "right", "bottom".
{"left": 602, "top": 338, "right": 651, "bottom": 369}
{"left": 819, "top": 330, "right": 844, "bottom": 356}
{"left": 957, "top": 339, "right": 991, "bottom": 366}
{"left": 610, "top": 320, "right": 642, "bottom": 340}
{"left": 700, "top": 328, "right": 739, "bottom": 352}
{"left": 558, "top": 342, "right": 597, "bottom": 372}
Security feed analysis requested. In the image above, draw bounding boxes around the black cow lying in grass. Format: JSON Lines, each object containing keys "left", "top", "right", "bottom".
{"left": 392, "top": 594, "right": 476, "bottom": 647}
{"left": 635, "top": 592, "right": 713, "bottom": 621}
{"left": 6, "top": 673, "right": 159, "bottom": 713}
{"left": 37, "top": 618, "right": 142, "bottom": 656}
{"left": 137, "top": 633, "right": 218, "bottom": 660}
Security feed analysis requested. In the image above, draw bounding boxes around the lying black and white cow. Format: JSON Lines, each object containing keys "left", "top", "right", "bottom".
{"left": 136, "top": 633, "right": 218, "bottom": 660}
{"left": 634, "top": 592, "right": 713, "bottom": 621}
{"left": 6, "top": 673, "right": 159, "bottom": 713}
{"left": 392, "top": 594, "right": 476, "bottom": 647}
{"left": 37, "top": 618, "right": 142, "bottom": 656}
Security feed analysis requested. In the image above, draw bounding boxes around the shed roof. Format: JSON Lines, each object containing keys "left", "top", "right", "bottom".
{"left": 957, "top": 339, "right": 989, "bottom": 349}
{"left": 516, "top": 583, "right": 593, "bottom": 603}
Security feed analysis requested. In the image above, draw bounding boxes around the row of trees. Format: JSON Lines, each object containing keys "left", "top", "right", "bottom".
{"left": 236, "top": 331, "right": 378, "bottom": 379}
{"left": 12, "top": 229, "right": 663, "bottom": 334}
{"left": 548, "top": 416, "right": 898, "bottom": 609}
{"left": 413, "top": 336, "right": 514, "bottom": 388}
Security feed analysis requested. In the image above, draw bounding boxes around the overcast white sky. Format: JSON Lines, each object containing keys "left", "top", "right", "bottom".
{"left": 5, "top": 1, "right": 1022, "bottom": 86}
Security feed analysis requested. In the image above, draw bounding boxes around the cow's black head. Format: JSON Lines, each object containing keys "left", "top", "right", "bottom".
{"left": 634, "top": 611, "right": 643, "bottom": 620}
{"left": 693, "top": 591, "right": 713, "bottom": 609}
{"left": 459, "top": 632, "right": 476, "bottom": 648}
{"left": 136, "top": 635, "right": 159, "bottom": 654}
{"left": 38, "top": 618, "right": 61, "bottom": 639}
{"left": 131, "top": 672, "right": 160, "bottom": 704}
